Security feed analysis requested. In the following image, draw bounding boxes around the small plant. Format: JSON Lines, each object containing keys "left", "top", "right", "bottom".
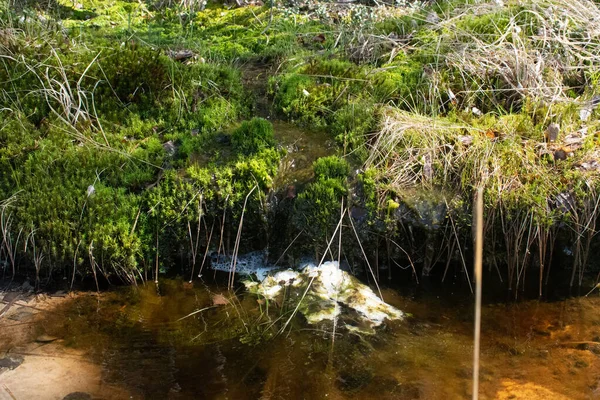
{"left": 231, "top": 118, "right": 276, "bottom": 156}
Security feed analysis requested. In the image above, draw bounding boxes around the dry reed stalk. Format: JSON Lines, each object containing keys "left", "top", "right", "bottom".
{"left": 198, "top": 219, "right": 215, "bottom": 278}
{"left": 25, "top": 228, "right": 43, "bottom": 289}
{"left": 472, "top": 187, "right": 484, "bottom": 400}
{"left": 0, "top": 209, "right": 21, "bottom": 280}
{"left": 154, "top": 223, "right": 159, "bottom": 284}
{"left": 88, "top": 241, "right": 99, "bottom": 293}
{"left": 216, "top": 195, "right": 229, "bottom": 261}
{"left": 347, "top": 208, "right": 384, "bottom": 300}
{"left": 442, "top": 0, "right": 600, "bottom": 107}
{"left": 278, "top": 208, "right": 346, "bottom": 336}
{"left": 569, "top": 188, "right": 600, "bottom": 289}
{"left": 188, "top": 196, "right": 203, "bottom": 283}
{"left": 328, "top": 199, "right": 345, "bottom": 370}
{"left": 273, "top": 229, "right": 304, "bottom": 266}
{"left": 228, "top": 186, "right": 257, "bottom": 290}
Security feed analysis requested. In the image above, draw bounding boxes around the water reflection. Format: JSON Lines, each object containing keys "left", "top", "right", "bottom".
{"left": 36, "top": 279, "right": 600, "bottom": 399}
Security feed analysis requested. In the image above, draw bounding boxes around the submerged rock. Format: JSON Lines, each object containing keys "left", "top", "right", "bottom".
{"left": 244, "top": 261, "right": 404, "bottom": 332}
{"left": 35, "top": 334, "right": 59, "bottom": 343}
{"left": 0, "top": 354, "right": 24, "bottom": 373}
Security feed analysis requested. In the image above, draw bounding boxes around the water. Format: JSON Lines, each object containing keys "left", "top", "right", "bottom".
{"left": 27, "top": 278, "right": 600, "bottom": 399}
{"left": 272, "top": 121, "right": 337, "bottom": 190}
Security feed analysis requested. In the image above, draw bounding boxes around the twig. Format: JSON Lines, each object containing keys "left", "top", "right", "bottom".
{"left": 176, "top": 305, "right": 218, "bottom": 322}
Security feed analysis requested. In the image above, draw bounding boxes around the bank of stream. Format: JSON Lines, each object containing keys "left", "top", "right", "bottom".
{"left": 1, "top": 279, "right": 599, "bottom": 400}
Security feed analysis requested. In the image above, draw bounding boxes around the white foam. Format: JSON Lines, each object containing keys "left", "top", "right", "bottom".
{"left": 246, "top": 261, "right": 404, "bottom": 330}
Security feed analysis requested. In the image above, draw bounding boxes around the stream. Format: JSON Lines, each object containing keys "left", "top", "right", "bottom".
{"left": 1, "top": 278, "right": 599, "bottom": 400}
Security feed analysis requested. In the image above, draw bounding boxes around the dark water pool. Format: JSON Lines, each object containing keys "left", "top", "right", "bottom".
{"left": 35, "top": 279, "right": 600, "bottom": 400}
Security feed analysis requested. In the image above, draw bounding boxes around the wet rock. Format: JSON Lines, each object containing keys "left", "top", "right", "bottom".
{"left": 533, "top": 328, "right": 551, "bottom": 337}
{"left": 162, "top": 140, "right": 177, "bottom": 156}
{"left": 7, "top": 310, "right": 33, "bottom": 321}
{"left": 63, "top": 393, "right": 92, "bottom": 400}
{"left": 2, "top": 292, "right": 20, "bottom": 303}
{"left": 35, "top": 334, "right": 59, "bottom": 343}
{"left": 215, "top": 133, "right": 231, "bottom": 145}
{"left": 350, "top": 206, "right": 367, "bottom": 222}
{"left": 554, "top": 192, "right": 576, "bottom": 214}
{"left": 0, "top": 354, "right": 24, "bottom": 373}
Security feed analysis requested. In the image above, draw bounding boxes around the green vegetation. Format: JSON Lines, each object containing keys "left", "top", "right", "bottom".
{"left": 1, "top": 0, "right": 600, "bottom": 295}
{"left": 231, "top": 117, "right": 275, "bottom": 155}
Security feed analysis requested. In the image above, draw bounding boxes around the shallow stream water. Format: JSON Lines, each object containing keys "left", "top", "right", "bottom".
{"left": 5, "top": 277, "right": 598, "bottom": 400}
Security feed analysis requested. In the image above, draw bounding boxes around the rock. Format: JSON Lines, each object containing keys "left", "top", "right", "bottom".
{"left": 554, "top": 148, "right": 567, "bottom": 160}
{"left": 162, "top": 140, "right": 177, "bottom": 156}
{"left": 7, "top": 310, "right": 33, "bottom": 321}
{"left": 554, "top": 192, "right": 576, "bottom": 214}
{"left": 577, "top": 160, "right": 600, "bottom": 171}
{"left": 545, "top": 123, "right": 560, "bottom": 142}
{"left": 215, "top": 133, "right": 231, "bottom": 145}
{"left": 349, "top": 206, "right": 367, "bottom": 222}
{"left": 211, "top": 293, "right": 229, "bottom": 306}
{"left": 426, "top": 11, "right": 440, "bottom": 24}
{"left": 580, "top": 107, "right": 592, "bottom": 122}
{"left": 166, "top": 49, "right": 194, "bottom": 62}
{"left": 0, "top": 355, "right": 24, "bottom": 373}
{"left": 458, "top": 135, "right": 473, "bottom": 146}
{"left": 35, "top": 334, "right": 59, "bottom": 343}
{"left": 2, "top": 292, "right": 20, "bottom": 303}
{"left": 63, "top": 393, "right": 92, "bottom": 400}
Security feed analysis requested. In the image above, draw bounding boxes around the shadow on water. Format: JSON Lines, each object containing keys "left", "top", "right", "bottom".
{"left": 36, "top": 278, "right": 600, "bottom": 400}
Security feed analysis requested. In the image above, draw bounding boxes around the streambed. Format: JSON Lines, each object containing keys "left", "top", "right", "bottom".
{"left": 1, "top": 280, "right": 599, "bottom": 400}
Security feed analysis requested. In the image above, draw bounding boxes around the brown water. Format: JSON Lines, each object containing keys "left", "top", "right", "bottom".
{"left": 24, "top": 279, "right": 600, "bottom": 400}
{"left": 272, "top": 121, "right": 337, "bottom": 190}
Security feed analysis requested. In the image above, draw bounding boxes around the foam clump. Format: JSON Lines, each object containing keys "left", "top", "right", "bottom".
{"left": 244, "top": 261, "right": 404, "bottom": 332}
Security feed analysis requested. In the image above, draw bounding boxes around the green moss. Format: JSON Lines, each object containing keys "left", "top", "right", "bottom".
{"left": 313, "top": 156, "right": 349, "bottom": 181}
{"left": 232, "top": 118, "right": 276, "bottom": 155}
